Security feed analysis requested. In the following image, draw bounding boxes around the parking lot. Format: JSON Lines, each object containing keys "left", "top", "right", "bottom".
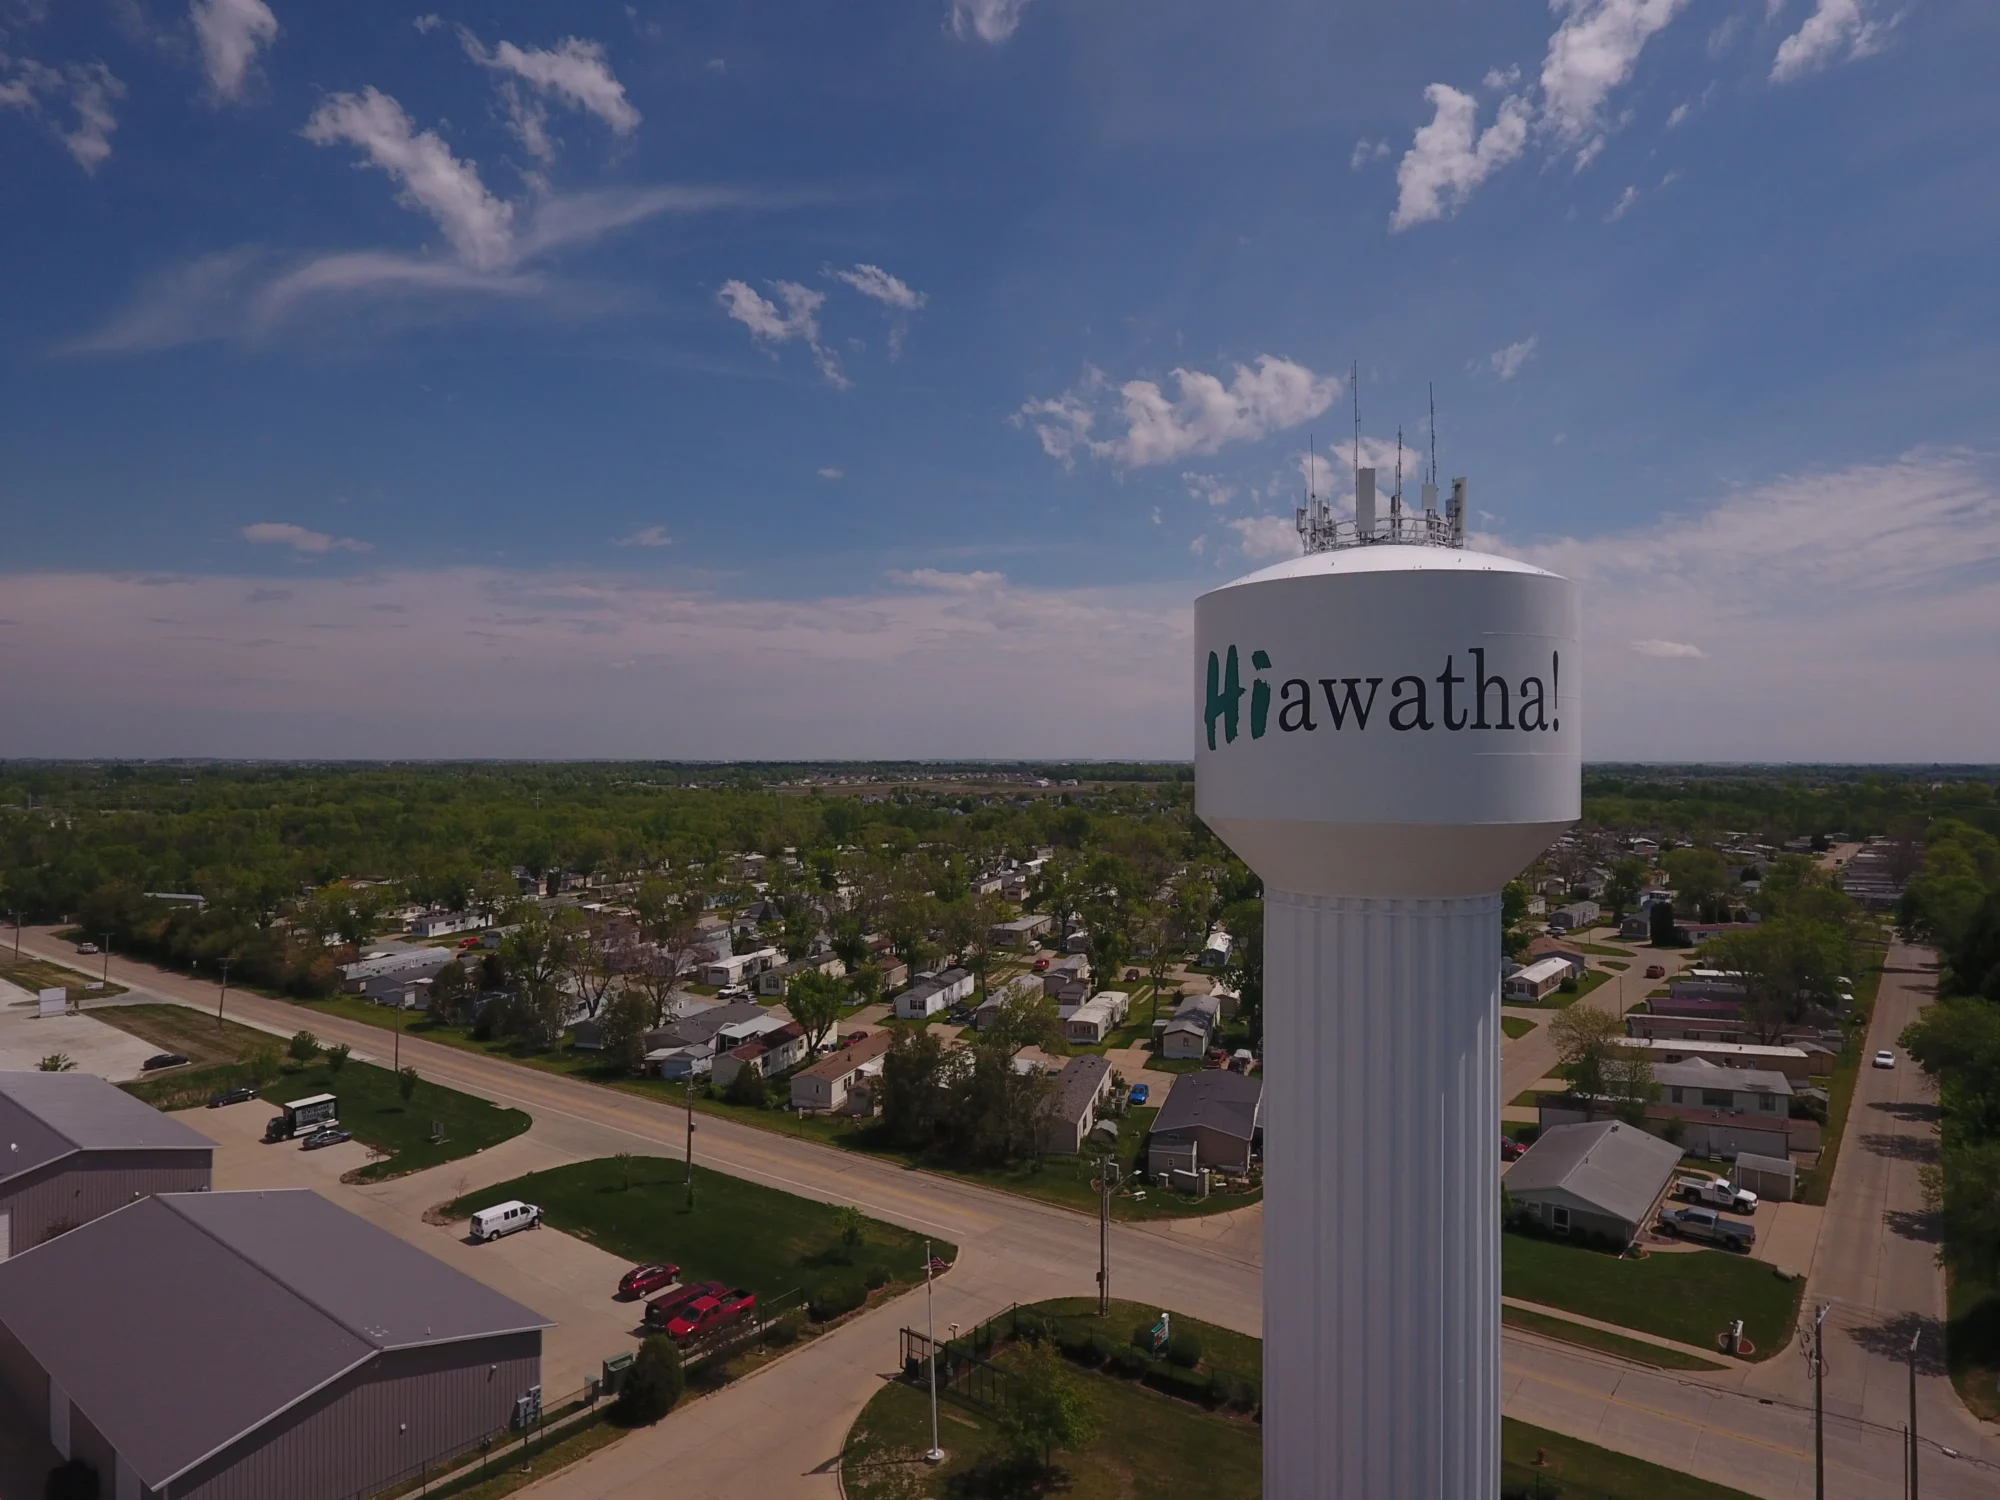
{"left": 183, "top": 1100, "right": 647, "bottom": 1395}
{"left": 0, "top": 980, "right": 160, "bottom": 1079}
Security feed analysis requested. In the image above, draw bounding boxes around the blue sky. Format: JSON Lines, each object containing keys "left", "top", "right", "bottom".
{"left": 2, "top": 0, "right": 1996, "bottom": 759}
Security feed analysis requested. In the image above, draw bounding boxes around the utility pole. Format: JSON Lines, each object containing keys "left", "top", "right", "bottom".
{"left": 215, "top": 957, "right": 232, "bottom": 1028}
{"left": 684, "top": 1073, "right": 696, "bottom": 1211}
{"left": 1808, "top": 1303, "right": 1827, "bottom": 1500}
{"left": 8, "top": 912, "right": 19, "bottom": 958}
{"left": 100, "top": 933, "right": 112, "bottom": 988}
{"left": 1094, "top": 1155, "right": 1120, "bottom": 1316}
{"left": 924, "top": 1238, "right": 944, "bottom": 1464}
{"left": 1908, "top": 1326, "right": 1920, "bottom": 1499}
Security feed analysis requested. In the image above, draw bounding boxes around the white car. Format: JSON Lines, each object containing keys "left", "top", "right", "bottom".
{"left": 1872, "top": 1050, "right": 1895, "bottom": 1069}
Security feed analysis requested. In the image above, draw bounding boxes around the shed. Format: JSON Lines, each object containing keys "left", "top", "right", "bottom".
{"left": 0, "top": 1189, "right": 548, "bottom": 1500}
{"left": 1731, "top": 1151, "right": 1798, "bottom": 1203}
{"left": 0, "top": 1071, "right": 213, "bottom": 1260}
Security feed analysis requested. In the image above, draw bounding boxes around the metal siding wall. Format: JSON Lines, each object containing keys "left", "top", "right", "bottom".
{"left": 69, "top": 1400, "right": 119, "bottom": 1491}
{"left": 171, "top": 1332, "right": 540, "bottom": 1500}
{"left": 0, "top": 1152, "right": 212, "bottom": 1251}
{"left": 0, "top": 1309, "right": 49, "bottom": 1419}
{"left": 1263, "top": 890, "right": 1500, "bottom": 1500}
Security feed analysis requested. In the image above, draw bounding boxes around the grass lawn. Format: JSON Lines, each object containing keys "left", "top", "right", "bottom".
{"left": 398, "top": 1414, "right": 624, "bottom": 1500}
{"left": 1, "top": 954, "right": 127, "bottom": 1003}
{"left": 1142, "top": 1054, "right": 1207, "bottom": 1075}
{"left": 1535, "top": 969, "right": 1614, "bottom": 1009}
{"left": 1576, "top": 942, "right": 1636, "bottom": 957}
{"left": 1503, "top": 1419, "right": 1758, "bottom": 1499}
{"left": 1502, "top": 1233, "right": 1802, "bottom": 1360}
{"left": 1503, "top": 1304, "right": 1728, "bottom": 1371}
{"left": 267, "top": 1059, "right": 530, "bottom": 1181}
{"left": 1026, "top": 1297, "right": 1260, "bottom": 1380}
{"left": 842, "top": 1357, "right": 1260, "bottom": 1500}
{"left": 1603, "top": 960, "right": 1631, "bottom": 972}
{"left": 1502, "top": 1016, "right": 1538, "bottom": 1040}
{"left": 96, "top": 1003, "right": 269, "bottom": 1072}
{"left": 446, "top": 1156, "right": 944, "bottom": 1307}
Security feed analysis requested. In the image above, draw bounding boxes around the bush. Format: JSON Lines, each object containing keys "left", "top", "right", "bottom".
{"left": 470, "top": 1002, "right": 499, "bottom": 1042}
{"left": 809, "top": 1278, "right": 866, "bottom": 1323}
{"left": 325, "top": 1042, "right": 350, "bottom": 1075}
{"left": 612, "top": 1335, "right": 684, "bottom": 1426}
{"left": 288, "top": 1030, "right": 319, "bottom": 1064}
{"left": 1166, "top": 1328, "right": 1204, "bottom": 1369}
{"left": 864, "top": 1266, "right": 890, "bottom": 1290}
{"left": 1144, "top": 1362, "right": 1217, "bottom": 1406}
{"left": 726, "top": 1063, "right": 768, "bottom": 1108}
{"left": 763, "top": 1317, "right": 800, "bottom": 1348}
{"left": 1055, "top": 1325, "right": 1101, "bottom": 1365}
{"left": 1106, "top": 1345, "right": 1150, "bottom": 1377}
{"left": 1012, "top": 1311, "right": 1047, "bottom": 1344}
{"left": 44, "top": 1459, "right": 99, "bottom": 1500}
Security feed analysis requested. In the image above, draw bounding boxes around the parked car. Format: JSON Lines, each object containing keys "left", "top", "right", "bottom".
{"left": 1658, "top": 1205, "right": 1755, "bottom": 1250}
{"left": 76, "top": 942, "right": 99, "bottom": 955}
{"left": 1128, "top": 1083, "right": 1150, "bottom": 1107}
{"left": 1674, "top": 1173, "right": 1757, "bottom": 1214}
{"left": 666, "top": 1288, "right": 756, "bottom": 1343}
{"left": 207, "top": 1085, "right": 258, "bottom": 1108}
{"left": 644, "top": 1279, "right": 726, "bottom": 1329}
{"left": 301, "top": 1125, "right": 353, "bottom": 1150}
{"left": 1124, "top": 967, "right": 1141, "bottom": 982}
{"left": 1032, "top": 958, "right": 1050, "bottom": 972}
{"left": 470, "top": 1200, "right": 543, "bottom": 1242}
{"left": 842, "top": 1031, "right": 869, "bottom": 1046}
{"left": 618, "top": 1263, "right": 682, "bottom": 1300}
{"left": 142, "top": 1052, "right": 190, "bottom": 1071}
{"left": 1873, "top": 1050, "right": 1896, "bottom": 1069}
{"left": 1644, "top": 964, "right": 1666, "bottom": 979}
{"left": 1501, "top": 1137, "right": 1526, "bottom": 1161}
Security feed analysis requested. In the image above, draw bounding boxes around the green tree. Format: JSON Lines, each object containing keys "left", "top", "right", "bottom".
{"left": 599, "top": 987, "right": 654, "bottom": 1072}
{"left": 288, "top": 1029, "right": 320, "bottom": 1064}
{"left": 879, "top": 1025, "right": 954, "bottom": 1149}
{"left": 325, "top": 1042, "right": 351, "bottom": 1075}
{"left": 998, "top": 1336, "right": 1097, "bottom": 1471}
{"left": 1921, "top": 1141, "right": 2000, "bottom": 1285}
{"left": 36, "top": 1053, "right": 75, "bottom": 1072}
{"left": 1661, "top": 848, "right": 1730, "bottom": 909}
{"left": 397, "top": 1065, "right": 419, "bottom": 1103}
{"left": 1707, "top": 917, "right": 1853, "bottom": 1043}
{"left": 428, "top": 958, "right": 469, "bottom": 1022}
{"left": 726, "top": 1060, "right": 768, "bottom": 1107}
{"left": 1605, "top": 858, "right": 1649, "bottom": 922}
{"left": 1648, "top": 900, "right": 1679, "bottom": 948}
{"left": 612, "top": 1335, "right": 685, "bottom": 1426}
{"left": 1548, "top": 1005, "right": 1655, "bottom": 1121}
{"left": 786, "top": 968, "right": 847, "bottom": 1052}
{"left": 833, "top": 1203, "right": 865, "bottom": 1254}
{"left": 241, "top": 1039, "right": 282, "bottom": 1086}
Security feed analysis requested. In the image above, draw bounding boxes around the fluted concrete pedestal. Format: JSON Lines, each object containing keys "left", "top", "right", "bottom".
{"left": 1261, "top": 889, "right": 1501, "bottom": 1499}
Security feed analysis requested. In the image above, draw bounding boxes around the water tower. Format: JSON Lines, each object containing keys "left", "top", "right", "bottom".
{"left": 1194, "top": 468, "right": 1579, "bottom": 1497}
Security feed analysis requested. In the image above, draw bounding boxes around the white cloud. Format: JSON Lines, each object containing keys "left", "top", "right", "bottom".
{"left": 1349, "top": 138, "right": 1391, "bottom": 169}
{"left": 1604, "top": 184, "right": 1638, "bottom": 221}
{"left": 190, "top": 0, "right": 278, "bottom": 102}
{"left": 830, "top": 263, "right": 926, "bottom": 312}
{"left": 1391, "top": 84, "right": 1532, "bottom": 231}
{"left": 1226, "top": 515, "right": 1301, "bottom": 562}
{"left": 0, "top": 56, "right": 124, "bottom": 172}
{"left": 949, "top": 0, "right": 1034, "bottom": 44}
{"left": 1490, "top": 335, "right": 1539, "bottom": 380}
{"left": 1539, "top": 0, "right": 1690, "bottom": 168}
{"left": 1770, "top": 0, "right": 1889, "bottom": 83}
{"left": 239, "top": 522, "right": 372, "bottom": 555}
{"left": 817, "top": 466, "right": 843, "bottom": 480}
{"left": 705, "top": 58, "right": 726, "bottom": 74}
{"left": 304, "top": 88, "right": 516, "bottom": 271}
{"left": 460, "top": 31, "right": 639, "bottom": 167}
{"left": 1666, "top": 101, "right": 1690, "bottom": 127}
{"left": 413, "top": 14, "right": 442, "bottom": 34}
{"left": 1189, "top": 535, "right": 1207, "bottom": 557}
{"left": 1182, "top": 473, "right": 1236, "bottom": 508}
{"left": 1484, "top": 64, "right": 1524, "bottom": 89}
{"left": 717, "top": 278, "right": 847, "bottom": 387}
{"left": 1631, "top": 638, "right": 1706, "bottom": 658}
{"left": 887, "top": 569, "right": 1006, "bottom": 592}
{"left": 1020, "top": 356, "right": 1339, "bottom": 470}
{"left": 616, "top": 526, "right": 672, "bottom": 548}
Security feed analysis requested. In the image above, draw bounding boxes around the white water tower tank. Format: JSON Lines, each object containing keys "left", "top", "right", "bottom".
{"left": 1194, "top": 475, "right": 1579, "bottom": 1498}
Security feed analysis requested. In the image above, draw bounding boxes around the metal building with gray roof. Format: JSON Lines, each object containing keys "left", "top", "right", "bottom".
{"left": 1503, "top": 1118, "right": 1683, "bottom": 1247}
{"left": 0, "top": 1189, "right": 550, "bottom": 1500}
{"left": 0, "top": 1071, "right": 213, "bottom": 1261}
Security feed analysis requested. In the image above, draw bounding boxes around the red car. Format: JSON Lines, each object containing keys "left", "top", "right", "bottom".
{"left": 618, "top": 1262, "right": 681, "bottom": 1300}
{"left": 842, "top": 1031, "right": 869, "bottom": 1047}
{"left": 644, "top": 1279, "right": 725, "bottom": 1328}
{"left": 1645, "top": 964, "right": 1666, "bottom": 979}
{"left": 1032, "top": 957, "right": 1050, "bottom": 972}
{"left": 667, "top": 1288, "right": 756, "bottom": 1343}
{"left": 1501, "top": 1137, "right": 1526, "bottom": 1162}
{"left": 1124, "top": 968, "right": 1140, "bottom": 982}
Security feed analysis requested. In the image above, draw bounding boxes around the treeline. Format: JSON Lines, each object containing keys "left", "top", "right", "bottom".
{"left": 1899, "top": 819, "right": 2000, "bottom": 1289}
{"left": 1582, "top": 768, "right": 2000, "bottom": 843}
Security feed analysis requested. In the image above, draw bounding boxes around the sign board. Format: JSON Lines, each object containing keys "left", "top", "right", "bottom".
{"left": 37, "top": 988, "right": 65, "bottom": 1018}
{"left": 1150, "top": 1312, "right": 1170, "bottom": 1356}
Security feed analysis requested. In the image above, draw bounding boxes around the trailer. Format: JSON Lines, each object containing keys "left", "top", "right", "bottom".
{"left": 262, "top": 1093, "right": 338, "bottom": 1142}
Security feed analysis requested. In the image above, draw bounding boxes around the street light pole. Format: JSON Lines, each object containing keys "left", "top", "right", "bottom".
{"left": 8, "top": 912, "right": 18, "bottom": 958}
{"left": 1812, "top": 1304, "right": 1827, "bottom": 1500}
{"left": 924, "top": 1238, "right": 944, "bottom": 1464}
{"left": 216, "top": 957, "right": 232, "bottom": 1028}
{"left": 684, "top": 1073, "right": 696, "bottom": 1211}
{"left": 1909, "top": 1327, "right": 1920, "bottom": 1499}
{"left": 100, "top": 933, "right": 112, "bottom": 988}
{"left": 1094, "top": 1155, "right": 1119, "bottom": 1316}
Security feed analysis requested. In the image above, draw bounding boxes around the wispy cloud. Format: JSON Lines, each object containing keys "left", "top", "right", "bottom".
{"left": 717, "top": 278, "right": 846, "bottom": 387}
{"left": 1490, "top": 334, "right": 1539, "bottom": 380}
{"left": 817, "top": 466, "right": 843, "bottom": 480}
{"left": 240, "top": 522, "right": 373, "bottom": 555}
{"left": 1392, "top": 85, "right": 1532, "bottom": 231}
{"left": 1770, "top": 0, "right": 1891, "bottom": 82}
{"left": 0, "top": 55, "right": 123, "bottom": 172}
{"left": 459, "top": 29, "right": 638, "bottom": 167}
{"left": 1226, "top": 514, "right": 1301, "bottom": 561}
{"left": 190, "top": 0, "right": 278, "bottom": 102}
{"left": 616, "top": 525, "right": 672, "bottom": 548}
{"left": 827, "top": 262, "right": 927, "bottom": 356}
{"left": 1018, "top": 356, "right": 1339, "bottom": 469}
{"left": 948, "top": 0, "right": 1035, "bottom": 45}
{"left": 1631, "top": 638, "right": 1705, "bottom": 658}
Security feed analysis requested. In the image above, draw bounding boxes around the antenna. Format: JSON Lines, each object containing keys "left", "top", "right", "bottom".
{"left": 1429, "top": 382, "right": 1438, "bottom": 488}
{"left": 1395, "top": 426, "right": 1403, "bottom": 502}
{"left": 1351, "top": 361, "right": 1360, "bottom": 497}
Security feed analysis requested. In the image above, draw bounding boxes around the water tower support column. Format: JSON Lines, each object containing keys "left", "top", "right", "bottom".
{"left": 1261, "top": 889, "right": 1502, "bottom": 1498}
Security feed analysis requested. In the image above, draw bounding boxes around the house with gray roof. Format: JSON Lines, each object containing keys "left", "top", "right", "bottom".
{"left": 1037, "top": 1055, "right": 1113, "bottom": 1156}
{"left": 1147, "top": 1070, "right": 1262, "bottom": 1178}
{"left": 0, "top": 1071, "right": 212, "bottom": 1260}
{"left": 1503, "top": 1119, "right": 1683, "bottom": 1247}
{"left": 0, "top": 1189, "right": 549, "bottom": 1500}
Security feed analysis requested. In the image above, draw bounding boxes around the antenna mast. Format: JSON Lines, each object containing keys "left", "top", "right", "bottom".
{"left": 1429, "top": 382, "right": 1438, "bottom": 487}
{"left": 1351, "top": 361, "right": 1360, "bottom": 497}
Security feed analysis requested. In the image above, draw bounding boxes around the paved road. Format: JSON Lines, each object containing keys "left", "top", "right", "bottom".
{"left": 21, "top": 930, "right": 2000, "bottom": 1498}
{"left": 1501, "top": 934, "right": 1687, "bottom": 1106}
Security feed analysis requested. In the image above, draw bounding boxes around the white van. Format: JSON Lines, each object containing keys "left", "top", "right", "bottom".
{"left": 470, "top": 1200, "right": 542, "bottom": 1242}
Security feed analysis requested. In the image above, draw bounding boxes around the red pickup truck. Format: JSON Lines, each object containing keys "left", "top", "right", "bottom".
{"left": 644, "top": 1279, "right": 725, "bottom": 1329}
{"left": 667, "top": 1288, "right": 757, "bottom": 1343}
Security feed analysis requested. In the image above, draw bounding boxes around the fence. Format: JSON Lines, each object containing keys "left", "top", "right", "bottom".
{"left": 899, "top": 1319, "right": 1022, "bottom": 1412}
{"left": 335, "top": 1377, "right": 599, "bottom": 1500}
